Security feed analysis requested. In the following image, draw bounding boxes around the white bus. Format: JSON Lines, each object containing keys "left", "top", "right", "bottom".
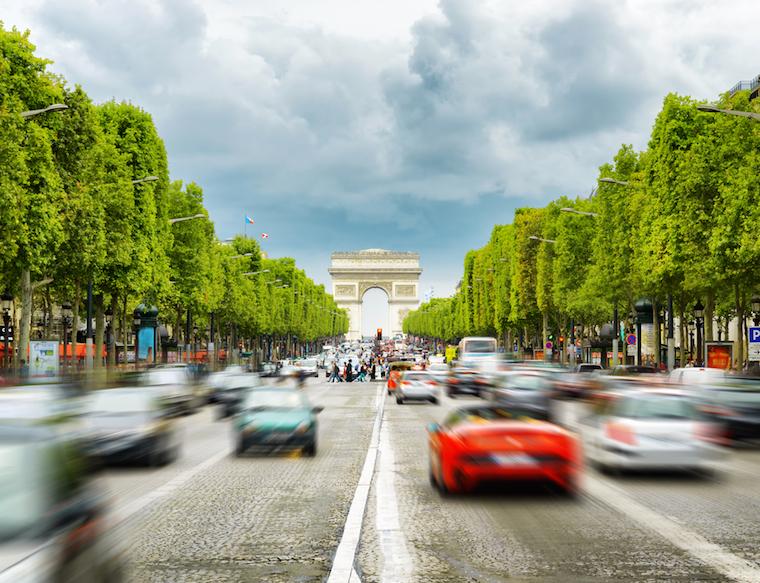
{"left": 457, "top": 337, "right": 499, "bottom": 370}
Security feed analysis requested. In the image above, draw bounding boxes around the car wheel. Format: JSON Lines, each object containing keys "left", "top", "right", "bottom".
{"left": 387, "top": 389, "right": 392, "bottom": 396}
{"left": 396, "top": 396, "right": 403, "bottom": 404}
{"left": 430, "top": 397, "right": 439, "bottom": 405}
{"left": 429, "top": 462, "right": 438, "bottom": 489}
{"left": 304, "top": 441, "right": 317, "bottom": 457}
{"left": 234, "top": 437, "right": 245, "bottom": 457}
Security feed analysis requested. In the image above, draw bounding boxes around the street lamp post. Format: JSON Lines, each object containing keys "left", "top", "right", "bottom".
{"left": 694, "top": 300, "right": 705, "bottom": 366}
{"left": 133, "top": 309, "right": 142, "bottom": 370}
{"left": 169, "top": 213, "right": 205, "bottom": 225}
{"left": 1, "top": 292, "right": 12, "bottom": 370}
{"left": 61, "top": 302, "right": 72, "bottom": 372}
{"left": 560, "top": 207, "right": 599, "bottom": 217}
{"left": 688, "top": 321, "right": 695, "bottom": 362}
{"left": 20, "top": 104, "right": 69, "bottom": 119}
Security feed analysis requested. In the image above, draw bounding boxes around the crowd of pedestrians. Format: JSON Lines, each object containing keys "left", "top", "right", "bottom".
{"left": 328, "top": 357, "right": 388, "bottom": 383}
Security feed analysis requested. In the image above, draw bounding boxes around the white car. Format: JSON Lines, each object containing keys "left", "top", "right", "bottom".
{"left": 396, "top": 371, "right": 441, "bottom": 405}
{"left": 294, "top": 358, "right": 319, "bottom": 377}
{"left": 668, "top": 367, "right": 725, "bottom": 387}
{"left": 142, "top": 365, "right": 197, "bottom": 415}
{"left": 582, "top": 389, "right": 726, "bottom": 474}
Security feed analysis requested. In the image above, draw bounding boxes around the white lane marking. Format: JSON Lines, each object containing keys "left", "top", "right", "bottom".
{"left": 327, "top": 385, "right": 384, "bottom": 583}
{"left": 112, "top": 447, "right": 229, "bottom": 525}
{"left": 585, "top": 476, "right": 760, "bottom": 583}
{"left": 376, "top": 408, "right": 414, "bottom": 581}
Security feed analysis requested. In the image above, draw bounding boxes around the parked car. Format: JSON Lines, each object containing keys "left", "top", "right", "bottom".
{"left": 232, "top": 387, "right": 322, "bottom": 456}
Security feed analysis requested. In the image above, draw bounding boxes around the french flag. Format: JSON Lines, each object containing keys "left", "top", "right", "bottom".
{"left": 245, "top": 215, "right": 255, "bottom": 224}
{"left": 261, "top": 233, "right": 269, "bottom": 239}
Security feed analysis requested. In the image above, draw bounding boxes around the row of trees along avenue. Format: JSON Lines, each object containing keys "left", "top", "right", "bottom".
{"left": 0, "top": 24, "right": 347, "bottom": 369}
{"left": 403, "top": 88, "right": 760, "bottom": 369}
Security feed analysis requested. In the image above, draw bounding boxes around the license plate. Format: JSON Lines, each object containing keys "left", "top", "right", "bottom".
{"left": 493, "top": 454, "right": 536, "bottom": 466}
{"left": 263, "top": 432, "right": 290, "bottom": 442}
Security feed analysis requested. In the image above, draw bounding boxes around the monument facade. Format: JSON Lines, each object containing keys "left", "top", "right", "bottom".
{"left": 328, "top": 249, "right": 422, "bottom": 340}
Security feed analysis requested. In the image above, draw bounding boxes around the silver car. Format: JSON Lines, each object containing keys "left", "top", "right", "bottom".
{"left": 396, "top": 371, "right": 441, "bottom": 405}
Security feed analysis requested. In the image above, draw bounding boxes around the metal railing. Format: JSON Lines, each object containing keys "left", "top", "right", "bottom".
{"left": 729, "top": 75, "right": 760, "bottom": 97}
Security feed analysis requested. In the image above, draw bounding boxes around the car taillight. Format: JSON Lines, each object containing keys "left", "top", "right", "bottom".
{"left": 427, "top": 380, "right": 438, "bottom": 386}
{"left": 604, "top": 421, "right": 637, "bottom": 446}
{"left": 699, "top": 404, "right": 736, "bottom": 417}
{"left": 694, "top": 422, "right": 729, "bottom": 445}
{"left": 401, "top": 380, "right": 410, "bottom": 386}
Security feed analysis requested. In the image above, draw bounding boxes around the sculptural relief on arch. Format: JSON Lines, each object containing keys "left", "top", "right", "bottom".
{"left": 328, "top": 249, "right": 422, "bottom": 340}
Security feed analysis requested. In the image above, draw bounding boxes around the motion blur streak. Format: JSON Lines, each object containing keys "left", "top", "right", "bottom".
{"left": 584, "top": 476, "right": 760, "bottom": 583}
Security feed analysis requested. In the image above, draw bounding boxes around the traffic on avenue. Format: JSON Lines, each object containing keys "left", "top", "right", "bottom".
{"left": 2, "top": 339, "right": 760, "bottom": 581}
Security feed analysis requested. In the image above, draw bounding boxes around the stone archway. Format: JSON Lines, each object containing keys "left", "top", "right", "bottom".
{"left": 329, "top": 249, "right": 422, "bottom": 340}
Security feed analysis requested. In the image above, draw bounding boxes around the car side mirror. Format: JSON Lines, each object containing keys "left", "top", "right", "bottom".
{"left": 312, "top": 406, "right": 324, "bottom": 414}
{"left": 427, "top": 422, "right": 440, "bottom": 433}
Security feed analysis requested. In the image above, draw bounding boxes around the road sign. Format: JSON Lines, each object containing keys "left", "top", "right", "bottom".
{"left": 545, "top": 341, "right": 553, "bottom": 349}
{"left": 749, "top": 328, "right": 760, "bottom": 362}
{"left": 626, "top": 334, "right": 636, "bottom": 346}
{"left": 627, "top": 344, "right": 636, "bottom": 356}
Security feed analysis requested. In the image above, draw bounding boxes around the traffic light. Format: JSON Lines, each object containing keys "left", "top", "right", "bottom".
{"left": 559, "top": 336, "right": 565, "bottom": 343}
{"left": 376, "top": 328, "right": 382, "bottom": 340}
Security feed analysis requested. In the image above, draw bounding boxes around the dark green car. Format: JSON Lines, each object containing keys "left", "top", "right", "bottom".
{"left": 232, "top": 388, "right": 322, "bottom": 456}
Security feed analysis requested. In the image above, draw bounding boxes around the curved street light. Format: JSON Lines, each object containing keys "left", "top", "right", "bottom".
{"left": 169, "top": 213, "right": 205, "bottom": 225}
{"left": 560, "top": 207, "right": 599, "bottom": 217}
{"left": 20, "top": 104, "right": 69, "bottom": 119}
{"left": 132, "top": 176, "right": 159, "bottom": 185}
{"left": 599, "top": 177, "right": 630, "bottom": 186}
{"left": 697, "top": 104, "right": 760, "bottom": 121}
{"left": 528, "top": 235, "right": 557, "bottom": 244}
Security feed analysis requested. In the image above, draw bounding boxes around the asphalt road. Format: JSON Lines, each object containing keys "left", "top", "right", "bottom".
{"left": 100, "top": 377, "right": 760, "bottom": 582}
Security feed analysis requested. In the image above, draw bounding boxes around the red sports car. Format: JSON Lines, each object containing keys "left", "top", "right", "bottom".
{"left": 428, "top": 405, "right": 582, "bottom": 495}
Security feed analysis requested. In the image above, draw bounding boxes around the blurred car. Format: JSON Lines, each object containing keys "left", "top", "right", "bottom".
{"left": 428, "top": 404, "right": 581, "bottom": 495}
{"left": 293, "top": 358, "right": 319, "bottom": 378}
{"left": 669, "top": 367, "right": 726, "bottom": 387}
{"left": 83, "top": 388, "right": 180, "bottom": 467}
{"left": 386, "top": 361, "right": 414, "bottom": 395}
{"left": 609, "top": 365, "right": 661, "bottom": 376}
{"left": 426, "top": 362, "right": 450, "bottom": 385}
{"left": 695, "top": 379, "right": 760, "bottom": 441}
{"left": 396, "top": 371, "right": 441, "bottom": 405}
{"left": 259, "top": 362, "right": 277, "bottom": 377}
{"left": 0, "top": 385, "right": 84, "bottom": 427}
{"left": 486, "top": 370, "right": 555, "bottom": 420}
{"left": 207, "top": 365, "right": 247, "bottom": 403}
{"left": 232, "top": 387, "right": 323, "bottom": 456}
{"left": 141, "top": 365, "right": 197, "bottom": 416}
{"left": 217, "top": 373, "right": 261, "bottom": 419}
{"left": 0, "top": 424, "right": 123, "bottom": 582}
{"left": 576, "top": 363, "right": 603, "bottom": 373}
{"left": 446, "top": 367, "right": 483, "bottom": 398}
{"left": 581, "top": 389, "right": 726, "bottom": 473}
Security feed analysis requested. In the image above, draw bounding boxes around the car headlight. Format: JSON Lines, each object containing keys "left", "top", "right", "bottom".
{"left": 295, "top": 421, "right": 312, "bottom": 434}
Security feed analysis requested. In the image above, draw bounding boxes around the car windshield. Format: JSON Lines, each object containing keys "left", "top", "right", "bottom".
{"left": 502, "top": 375, "right": 545, "bottom": 391}
{"left": 88, "top": 390, "right": 153, "bottom": 414}
{"left": 616, "top": 396, "right": 697, "bottom": 420}
{"left": 463, "top": 340, "right": 496, "bottom": 353}
{"left": 709, "top": 387, "right": 760, "bottom": 407}
{"left": 244, "top": 390, "right": 306, "bottom": 409}
{"left": 144, "top": 369, "right": 187, "bottom": 385}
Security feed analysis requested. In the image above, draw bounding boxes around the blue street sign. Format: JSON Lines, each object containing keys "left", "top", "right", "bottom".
{"left": 749, "top": 327, "right": 760, "bottom": 344}
{"left": 626, "top": 334, "right": 637, "bottom": 346}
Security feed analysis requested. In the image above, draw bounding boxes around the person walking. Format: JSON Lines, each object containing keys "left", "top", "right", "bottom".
{"left": 357, "top": 363, "right": 367, "bottom": 382}
{"left": 329, "top": 362, "right": 342, "bottom": 383}
{"left": 345, "top": 359, "right": 354, "bottom": 383}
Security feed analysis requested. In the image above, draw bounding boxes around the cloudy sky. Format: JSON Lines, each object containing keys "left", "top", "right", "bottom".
{"left": 3, "top": 0, "right": 758, "bottom": 333}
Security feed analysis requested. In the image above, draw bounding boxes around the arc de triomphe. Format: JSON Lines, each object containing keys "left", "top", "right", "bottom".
{"left": 329, "top": 249, "right": 422, "bottom": 340}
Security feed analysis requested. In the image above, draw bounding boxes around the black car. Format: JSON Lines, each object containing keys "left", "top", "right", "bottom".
{"left": 486, "top": 370, "right": 554, "bottom": 421}
{"left": 696, "top": 380, "right": 760, "bottom": 441}
{"left": 446, "top": 368, "right": 483, "bottom": 398}
{"left": 0, "top": 424, "right": 123, "bottom": 582}
{"left": 83, "top": 388, "right": 180, "bottom": 466}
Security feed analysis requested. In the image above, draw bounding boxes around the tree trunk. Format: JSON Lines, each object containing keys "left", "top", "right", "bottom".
{"left": 108, "top": 295, "right": 118, "bottom": 367}
{"left": 16, "top": 270, "right": 32, "bottom": 369}
{"left": 705, "top": 290, "right": 714, "bottom": 342}
{"left": 94, "top": 295, "right": 105, "bottom": 369}
{"left": 735, "top": 284, "right": 743, "bottom": 370}
{"left": 653, "top": 301, "right": 661, "bottom": 366}
{"left": 679, "top": 308, "right": 687, "bottom": 367}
